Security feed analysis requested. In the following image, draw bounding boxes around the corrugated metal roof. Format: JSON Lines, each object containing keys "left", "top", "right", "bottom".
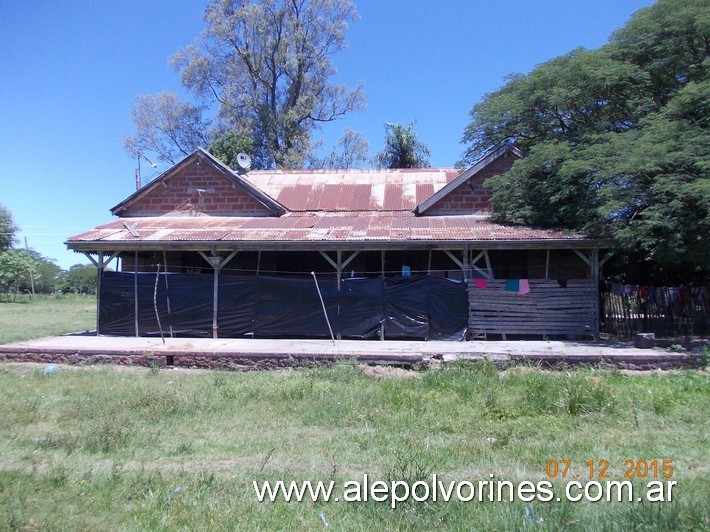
{"left": 245, "top": 168, "right": 459, "bottom": 211}
{"left": 67, "top": 213, "right": 591, "bottom": 246}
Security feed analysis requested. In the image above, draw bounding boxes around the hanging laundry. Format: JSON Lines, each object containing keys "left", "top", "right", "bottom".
{"left": 639, "top": 286, "right": 648, "bottom": 298}
{"left": 680, "top": 286, "right": 690, "bottom": 303}
{"left": 475, "top": 278, "right": 488, "bottom": 289}
{"left": 648, "top": 287, "right": 656, "bottom": 305}
{"left": 506, "top": 279, "right": 519, "bottom": 292}
{"left": 518, "top": 279, "right": 531, "bottom": 295}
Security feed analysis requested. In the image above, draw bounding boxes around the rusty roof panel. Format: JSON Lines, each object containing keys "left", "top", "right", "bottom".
{"left": 244, "top": 168, "right": 458, "bottom": 212}
{"left": 383, "top": 184, "right": 404, "bottom": 210}
{"left": 415, "top": 183, "right": 435, "bottom": 204}
{"left": 350, "top": 184, "right": 373, "bottom": 210}
{"left": 320, "top": 184, "right": 341, "bottom": 210}
{"left": 67, "top": 213, "right": 592, "bottom": 246}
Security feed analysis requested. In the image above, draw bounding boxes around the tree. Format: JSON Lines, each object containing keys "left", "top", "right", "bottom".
{"left": 373, "top": 122, "right": 431, "bottom": 169}
{"left": 0, "top": 250, "right": 38, "bottom": 301}
{"left": 459, "top": 48, "right": 651, "bottom": 164}
{"left": 208, "top": 130, "right": 256, "bottom": 169}
{"left": 313, "top": 129, "right": 369, "bottom": 169}
{"left": 0, "top": 204, "right": 17, "bottom": 252}
{"left": 25, "top": 250, "right": 62, "bottom": 294}
{"left": 461, "top": 0, "right": 709, "bottom": 282}
{"left": 168, "top": 0, "right": 366, "bottom": 169}
{"left": 123, "top": 91, "right": 211, "bottom": 165}
{"left": 58, "top": 264, "right": 99, "bottom": 295}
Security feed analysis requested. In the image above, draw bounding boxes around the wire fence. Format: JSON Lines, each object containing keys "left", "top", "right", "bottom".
{"left": 601, "top": 285, "right": 708, "bottom": 338}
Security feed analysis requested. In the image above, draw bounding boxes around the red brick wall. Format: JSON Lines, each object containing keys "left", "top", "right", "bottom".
{"left": 426, "top": 152, "right": 517, "bottom": 215}
{"left": 121, "top": 160, "right": 273, "bottom": 217}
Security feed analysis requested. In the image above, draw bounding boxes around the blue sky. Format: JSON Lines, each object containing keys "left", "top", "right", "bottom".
{"left": 0, "top": 0, "right": 654, "bottom": 270}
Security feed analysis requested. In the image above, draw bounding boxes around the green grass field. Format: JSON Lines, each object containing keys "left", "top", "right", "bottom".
{"left": 0, "top": 361, "right": 707, "bottom": 530}
{"left": 0, "top": 294, "right": 96, "bottom": 344}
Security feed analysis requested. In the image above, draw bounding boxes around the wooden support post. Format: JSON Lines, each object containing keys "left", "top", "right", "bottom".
{"left": 336, "top": 251, "right": 342, "bottom": 340}
{"left": 134, "top": 250, "right": 139, "bottom": 337}
{"left": 592, "top": 248, "right": 600, "bottom": 342}
{"left": 199, "top": 251, "right": 238, "bottom": 339}
{"left": 545, "top": 249, "right": 550, "bottom": 280}
{"left": 380, "top": 250, "right": 385, "bottom": 341}
{"left": 84, "top": 251, "right": 120, "bottom": 336}
{"left": 469, "top": 250, "right": 493, "bottom": 280}
{"left": 96, "top": 252, "right": 102, "bottom": 335}
{"left": 443, "top": 249, "right": 464, "bottom": 270}
{"left": 463, "top": 244, "right": 470, "bottom": 283}
{"left": 336, "top": 250, "right": 342, "bottom": 290}
{"left": 319, "top": 250, "right": 360, "bottom": 341}
{"left": 483, "top": 250, "right": 493, "bottom": 279}
{"left": 427, "top": 249, "right": 432, "bottom": 275}
{"left": 211, "top": 259, "right": 220, "bottom": 338}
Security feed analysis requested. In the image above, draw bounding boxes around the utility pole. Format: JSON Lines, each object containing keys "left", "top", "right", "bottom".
{"left": 24, "top": 237, "right": 36, "bottom": 301}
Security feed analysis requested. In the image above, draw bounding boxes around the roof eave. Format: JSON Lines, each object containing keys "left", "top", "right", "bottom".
{"left": 66, "top": 237, "right": 606, "bottom": 254}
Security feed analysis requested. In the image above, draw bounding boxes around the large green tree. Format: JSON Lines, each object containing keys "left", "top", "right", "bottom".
{"left": 461, "top": 0, "right": 709, "bottom": 282}
{"left": 159, "top": 0, "right": 366, "bottom": 170}
{"left": 0, "top": 250, "right": 38, "bottom": 301}
{"left": 0, "top": 204, "right": 17, "bottom": 252}
{"left": 373, "top": 122, "right": 431, "bottom": 169}
{"left": 58, "top": 264, "right": 99, "bottom": 295}
{"left": 25, "top": 250, "right": 62, "bottom": 294}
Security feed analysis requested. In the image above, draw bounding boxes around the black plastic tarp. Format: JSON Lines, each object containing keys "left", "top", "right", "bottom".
{"left": 383, "top": 276, "right": 430, "bottom": 338}
{"left": 428, "top": 276, "right": 469, "bottom": 341}
{"left": 98, "top": 271, "right": 467, "bottom": 340}
{"left": 337, "top": 277, "right": 384, "bottom": 339}
{"left": 253, "top": 275, "right": 338, "bottom": 338}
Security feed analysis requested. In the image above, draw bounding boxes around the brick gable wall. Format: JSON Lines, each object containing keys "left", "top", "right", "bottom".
{"left": 120, "top": 160, "right": 273, "bottom": 217}
{"left": 425, "top": 152, "right": 517, "bottom": 215}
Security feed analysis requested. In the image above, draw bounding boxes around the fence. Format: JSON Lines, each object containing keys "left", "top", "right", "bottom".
{"left": 602, "top": 285, "right": 708, "bottom": 338}
{"left": 98, "top": 271, "right": 468, "bottom": 341}
{"left": 469, "top": 279, "right": 595, "bottom": 339}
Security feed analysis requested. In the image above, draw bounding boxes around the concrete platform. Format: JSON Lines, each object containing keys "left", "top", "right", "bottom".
{"left": 0, "top": 335, "right": 701, "bottom": 371}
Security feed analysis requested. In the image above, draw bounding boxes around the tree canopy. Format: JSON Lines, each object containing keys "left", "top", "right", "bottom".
{"left": 313, "top": 129, "right": 369, "bottom": 169}
{"left": 461, "top": 0, "right": 709, "bottom": 282}
{"left": 0, "top": 250, "right": 38, "bottom": 301}
{"left": 373, "top": 122, "right": 431, "bottom": 169}
{"left": 58, "top": 264, "right": 99, "bottom": 295}
{"left": 0, "top": 204, "right": 17, "bottom": 252}
{"left": 127, "top": 0, "right": 366, "bottom": 170}
{"left": 123, "top": 92, "right": 210, "bottom": 165}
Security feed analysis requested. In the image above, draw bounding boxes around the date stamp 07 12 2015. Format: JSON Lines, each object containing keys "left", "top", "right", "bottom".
{"left": 545, "top": 459, "right": 674, "bottom": 480}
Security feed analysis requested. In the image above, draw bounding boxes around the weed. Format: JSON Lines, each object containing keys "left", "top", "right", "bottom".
{"left": 562, "top": 372, "right": 615, "bottom": 415}
{"left": 383, "top": 440, "right": 438, "bottom": 486}
{"left": 700, "top": 345, "right": 710, "bottom": 369}
{"left": 45, "top": 462, "right": 69, "bottom": 487}
{"left": 174, "top": 441, "right": 194, "bottom": 455}
{"left": 83, "top": 418, "right": 136, "bottom": 454}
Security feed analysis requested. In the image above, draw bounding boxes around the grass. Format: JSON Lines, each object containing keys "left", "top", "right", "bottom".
{"left": 0, "top": 360, "right": 707, "bottom": 530}
{"left": 0, "top": 294, "right": 96, "bottom": 344}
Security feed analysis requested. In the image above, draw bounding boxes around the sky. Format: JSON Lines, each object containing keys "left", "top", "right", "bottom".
{"left": 0, "top": 0, "right": 655, "bottom": 270}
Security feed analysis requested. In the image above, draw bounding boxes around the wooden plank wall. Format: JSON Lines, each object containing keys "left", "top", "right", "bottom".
{"left": 469, "top": 280, "right": 595, "bottom": 337}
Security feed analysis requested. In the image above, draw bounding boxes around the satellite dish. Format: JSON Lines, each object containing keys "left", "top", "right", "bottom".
{"left": 236, "top": 152, "right": 252, "bottom": 170}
